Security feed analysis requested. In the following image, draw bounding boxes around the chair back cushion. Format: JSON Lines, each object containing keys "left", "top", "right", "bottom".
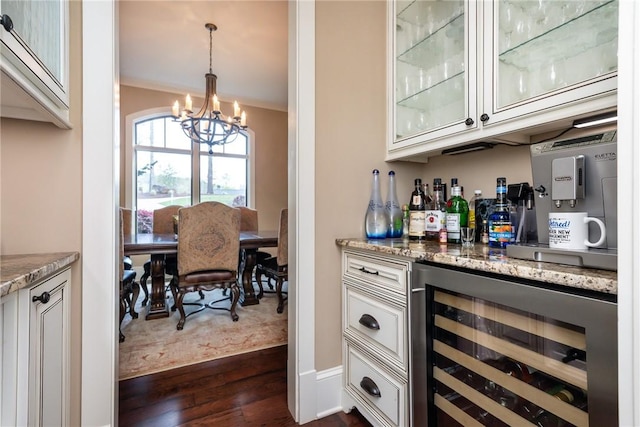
{"left": 121, "top": 207, "right": 133, "bottom": 236}
{"left": 238, "top": 206, "right": 259, "bottom": 231}
{"left": 153, "top": 205, "right": 181, "bottom": 234}
{"left": 277, "top": 208, "right": 288, "bottom": 266}
{"left": 178, "top": 202, "right": 241, "bottom": 276}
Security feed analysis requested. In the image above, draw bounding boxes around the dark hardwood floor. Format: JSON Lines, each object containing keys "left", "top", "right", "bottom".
{"left": 119, "top": 345, "right": 372, "bottom": 426}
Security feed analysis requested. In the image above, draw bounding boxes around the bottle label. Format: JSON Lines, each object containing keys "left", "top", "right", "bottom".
{"left": 469, "top": 210, "right": 476, "bottom": 229}
{"left": 425, "top": 210, "right": 445, "bottom": 233}
{"left": 409, "top": 211, "right": 426, "bottom": 237}
{"left": 412, "top": 195, "right": 422, "bottom": 206}
{"left": 446, "top": 213, "right": 461, "bottom": 239}
{"left": 489, "top": 218, "right": 512, "bottom": 245}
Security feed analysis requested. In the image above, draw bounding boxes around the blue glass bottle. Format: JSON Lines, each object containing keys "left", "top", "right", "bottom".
{"left": 365, "top": 169, "right": 389, "bottom": 239}
{"left": 488, "top": 177, "right": 513, "bottom": 248}
{"left": 385, "top": 171, "right": 403, "bottom": 238}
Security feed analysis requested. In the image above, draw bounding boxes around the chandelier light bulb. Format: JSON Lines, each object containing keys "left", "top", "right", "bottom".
{"left": 184, "top": 94, "right": 193, "bottom": 112}
{"left": 233, "top": 101, "right": 240, "bottom": 118}
{"left": 213, "top": 95, "right": 220, "bottom": 112}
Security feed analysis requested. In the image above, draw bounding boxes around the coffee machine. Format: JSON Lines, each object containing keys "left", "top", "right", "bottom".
{"left": 506, "top": 130, "right": 617, "bottom": 270}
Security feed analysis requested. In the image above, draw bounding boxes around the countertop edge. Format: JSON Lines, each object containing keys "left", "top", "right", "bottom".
{"left": 1, "top": 252, "right": 80, "bottom": 298}
{"left": 336, "top": 238, "right": 617, "bottom": 295}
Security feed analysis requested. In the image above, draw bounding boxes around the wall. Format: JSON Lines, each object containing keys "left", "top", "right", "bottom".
{"left": 314, "top": 1, "right": 533, "bottom": 371}
{"left": 0, "top": 1, "right": 83, "bottom": 425}
{"left": 119, "top": 85, "right": 288, "bottom": 230}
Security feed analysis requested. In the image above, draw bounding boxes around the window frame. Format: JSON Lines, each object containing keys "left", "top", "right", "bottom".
{"left": 124, "top": 106, "right": 255, "bottom": 215}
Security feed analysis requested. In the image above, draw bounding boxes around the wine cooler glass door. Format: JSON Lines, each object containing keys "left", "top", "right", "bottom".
{"left": 413, "top": 263, "right": 617, "bottom": 427}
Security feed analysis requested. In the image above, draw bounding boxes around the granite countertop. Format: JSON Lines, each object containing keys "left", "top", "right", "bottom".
{"left": 336, "top": 238, "right": 617, "bottom": 295}
{"left": 0, "top": 252, "right": 80, "bottom": 298}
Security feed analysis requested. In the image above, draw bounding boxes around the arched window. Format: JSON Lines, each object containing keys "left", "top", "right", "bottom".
{"left": 126, "top": 110, "right": 253, "bottom": 233}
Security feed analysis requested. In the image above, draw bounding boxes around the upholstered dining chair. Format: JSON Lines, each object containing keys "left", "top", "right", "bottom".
{"left": 139, "top": 205, "right": 181, "bottom": 304}
{"left": 119, "top": 208, "right": 140, "bottom": 342}
{"left": 169, "top": 202, "right": 241, "bottom": 330}
{"left": 121, "top": 208, "right": 134, "bottom": 271}
{"left": 256, "top": 208, "right": 288, "bottom": 313}
{"left": 237, "top": 206, "right": 272, "bottom": 283}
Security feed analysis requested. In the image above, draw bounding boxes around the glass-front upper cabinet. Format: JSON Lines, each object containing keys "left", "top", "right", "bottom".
{"left": 387, "top": 0, "right": 618, "bottom": 161}
{"left": 390, "top": 0, "right": 478, "bottom": 152}
{"left": 484, "top": 0, "right": 618, "bottom": 125}
{"left": 0, "top": 0, "right": 70, "bottom": 128}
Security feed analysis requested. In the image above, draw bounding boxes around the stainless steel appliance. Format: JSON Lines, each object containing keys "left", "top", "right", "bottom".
{"left": 507, "top": 131, "right": 617, "bottom": 270}
{"left": 412, "top": 262, "right": 618, "bottom": 426}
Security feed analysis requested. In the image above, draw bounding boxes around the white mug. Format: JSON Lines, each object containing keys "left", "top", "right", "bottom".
{"left": 548, "top": 212, "right": 607, "bottom": 250}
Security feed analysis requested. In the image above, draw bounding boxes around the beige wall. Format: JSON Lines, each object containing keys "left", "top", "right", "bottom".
{"left": 0, "top": 2, "right": 83, "bottom": 425}
{"left": 314, "top": 1, "right": 533, "bottom": 371}
{"left": 119, "top": 85, "right": 288, "bottom": 231}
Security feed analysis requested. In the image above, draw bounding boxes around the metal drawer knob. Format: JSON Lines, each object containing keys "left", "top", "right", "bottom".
{"left": 32, "top": 291, "right": 51, "bottom": 304}
{"left": 1, "top": 14, "right": 13, "bottom": 32}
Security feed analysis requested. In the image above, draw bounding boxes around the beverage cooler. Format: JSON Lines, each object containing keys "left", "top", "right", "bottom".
{"left": 411, "top": 262, "right": 617, "bottom": 427}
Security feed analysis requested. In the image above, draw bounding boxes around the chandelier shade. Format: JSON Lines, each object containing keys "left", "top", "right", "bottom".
{"left": 172, "top": 23, "right": 247, "bottom": 154}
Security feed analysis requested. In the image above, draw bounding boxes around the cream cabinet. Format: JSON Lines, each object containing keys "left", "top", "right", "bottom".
{"left": 388, "top": 0, "right": 618, "bottom": 161}
{"left": 0, "top": 269, "right": 70, "bottom": 426}
{"left": 341, "top": 249, "right": 416, "bottom": 427}
{"left": 0, "top": 0, "right": 71, "bottom": 128}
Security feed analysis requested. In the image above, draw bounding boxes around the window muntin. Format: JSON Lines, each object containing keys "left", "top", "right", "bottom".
{"left": 133, "top": 114, "right": 249, "bottom": 232}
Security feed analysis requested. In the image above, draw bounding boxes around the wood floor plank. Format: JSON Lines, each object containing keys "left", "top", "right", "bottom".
{"left": 119, "top": 345, "right": 371, "bottom": 426}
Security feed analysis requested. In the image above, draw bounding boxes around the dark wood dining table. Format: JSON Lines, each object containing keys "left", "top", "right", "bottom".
{"left": 124, "top": 230, "right": 278, "bottom": 320}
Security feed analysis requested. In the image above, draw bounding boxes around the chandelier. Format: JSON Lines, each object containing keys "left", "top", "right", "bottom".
{"left": 172, "top": 23, "right": 247, "bottom": 154}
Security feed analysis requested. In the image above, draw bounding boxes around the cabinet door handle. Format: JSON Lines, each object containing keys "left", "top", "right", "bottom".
{"left": 358, "top": 267, "right": 379, "bottom": 275}
{"left": 32, "top": 291, "right": 51, "bottom": 304}
{"left": 0, "top": 14, "right": 13, "bottom": 32}
{"left": 358, "top": 313, "right": 380, "bottom": 330}
{"left": 360, "top": 376, "right": 381, "bottom": 398}
{"left": 480, "top": 113, "right": 490, "bottom": 122}
{"left": 465, "top": 117, "right": 474, "bottom": 126}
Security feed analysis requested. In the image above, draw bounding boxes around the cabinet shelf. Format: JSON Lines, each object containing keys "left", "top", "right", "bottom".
{"left": 499, "top": 0, "right": 617, "bottom": 71}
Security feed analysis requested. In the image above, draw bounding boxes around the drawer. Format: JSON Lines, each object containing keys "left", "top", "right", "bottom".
{"left": 343, "top": 251, "right": 408, "bottom": 295}
{"left": 344, "top": 285, "right": 406, "bottom": 370}
{"left": 345, "top": 343, "right": 407, "bottom": 427}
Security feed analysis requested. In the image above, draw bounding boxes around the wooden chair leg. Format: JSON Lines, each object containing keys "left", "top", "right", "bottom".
{"left": 119, "top": 295, "right": 126, "bottom": 342}
{"left": 255, "top": 269, "right": 265, "bottom": 299}
{"left": 276, "top": 278, "right": 285, "bottom": 314}
{"left": 229, "top": 283, "right": 240, "bottom": 322}
{"left": 128, "top": 282, "right": 140, "bottom": 319}
{"left": 176, "top": 291, "right": 187, "bottom": 330}
{"left": 169, "top": 278, "right": 178, "bottom": 311}
{"left": 140, "top": 273, "right": 150, "bottom": 306}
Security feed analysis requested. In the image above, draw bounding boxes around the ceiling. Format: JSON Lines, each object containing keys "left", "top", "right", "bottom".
{"left": 118, "top": 1, "right": 289, "bottom": 111}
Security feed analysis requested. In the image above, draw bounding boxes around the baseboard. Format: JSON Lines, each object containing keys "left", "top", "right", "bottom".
{"left": 315, "top": 365, "right": 343, "bottom": 419}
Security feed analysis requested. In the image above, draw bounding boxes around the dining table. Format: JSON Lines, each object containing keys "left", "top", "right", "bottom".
{"left": 124, "top": 230, "right": 278, "bottom": 320}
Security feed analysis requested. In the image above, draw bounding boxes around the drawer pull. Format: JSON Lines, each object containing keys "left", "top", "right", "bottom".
{"left": 359, "top": 314, "right": 380, "bottom": 330}
{"left": 32, "top": 291, "right": 51, "bottom": 304}
{"left": 358, "top": 266, "right": 379, "bottom": 275}
{"left": 360, "top": 376, "right": 381, "bottom": 398}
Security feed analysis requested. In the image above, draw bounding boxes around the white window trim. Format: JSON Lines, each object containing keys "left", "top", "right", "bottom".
{"left": 124, "top": 107, "right": 256, "bottom": 211}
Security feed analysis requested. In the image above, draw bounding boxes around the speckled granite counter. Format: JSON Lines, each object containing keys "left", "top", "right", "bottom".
{"left": 336, "top": 238, "right": 617, "bottom": 295}
{"left": 0, "top": 252, "right": 79, "bottom": 298}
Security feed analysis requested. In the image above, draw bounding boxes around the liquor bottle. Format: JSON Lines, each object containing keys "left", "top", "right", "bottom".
{"left": 469, "top": 189, "right": 482, "bottom": 234}
{"left": 488, "top": 177, "right": 513, "bottom": 248}
{"left": 425, "top": 181, "right": 447, "bottom": 240}
{"left": 481, "top": 219, "right": 489, "bottom": 244}
{"left": 385, "top": 171, "right": 403, "bottom": 238}
{"left": 446, "top": 184, "right": 469, "bottom": 244}
{"left": 402, "top": 204, "right": 410, "bottom": 241}
{"left": 365, "top": 169, "right": 388, "bottom": 239}
{"left": 408, "top": 178, "right": 426, "bottom": 240}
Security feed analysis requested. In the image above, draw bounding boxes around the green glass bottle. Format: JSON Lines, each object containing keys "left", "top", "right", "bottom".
{"left": 445, "top": 184, "right": 468, "bottom": 244}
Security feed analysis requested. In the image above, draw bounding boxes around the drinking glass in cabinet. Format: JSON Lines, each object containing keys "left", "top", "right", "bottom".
{"left": 495, "top": 0, "right": 618, "bottom": 108}
{"left": 394, "top": 0, "right": 466, "bottom": 140}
